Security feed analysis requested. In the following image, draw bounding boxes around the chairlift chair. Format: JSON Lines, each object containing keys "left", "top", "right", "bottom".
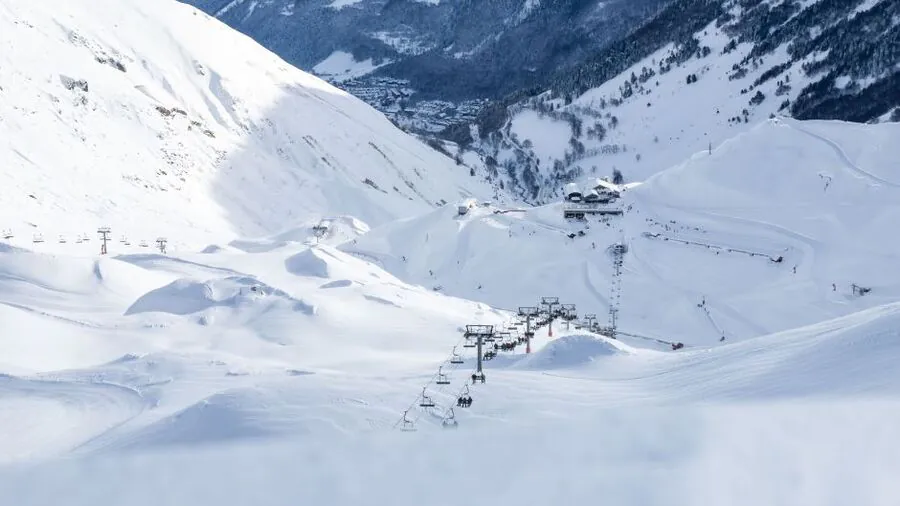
{"left": 463, "top": 338, "right": 476, "bottom": 348}
{"left": 450, "top": 346, "right": 464, "bottom": 365}
{"left": 442, "top": 408, "right": 458, "bottom": 429}
{"left": 58, "top": 235, "right": 66, "bottom": 244}
{"left": 419, "top": 388, "right": 436, "bottom": 408}
{"left": 436, "top": 366, "right": 451, "bottom": 385}
{"left": 400, "top": 410, "right": 417, "bottom": 432}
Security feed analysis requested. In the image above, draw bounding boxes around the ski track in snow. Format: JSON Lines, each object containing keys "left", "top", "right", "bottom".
{"left": 791, "top": 121, "right": 900, "bottom": 189}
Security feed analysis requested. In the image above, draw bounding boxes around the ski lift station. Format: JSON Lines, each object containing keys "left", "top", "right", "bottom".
{"left": 563, "top": 178, "right": 623, "bottom": 219}
{"left": 457, "top": 198, "right": 477, "bottom": 216}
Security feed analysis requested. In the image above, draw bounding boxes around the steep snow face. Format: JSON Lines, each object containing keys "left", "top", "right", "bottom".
{"left": 0, "top": 0, "right": 488, "bottom": 251}
{"left": 348, "top": 119, "right": 900, "bottom": 346}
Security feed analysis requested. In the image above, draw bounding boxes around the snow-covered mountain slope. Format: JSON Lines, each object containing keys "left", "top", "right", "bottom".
{"left": 0, "top": 239, "right": 506, "bottom": 460}
{"left": 0, "top": 0, "right": 489, "bottom": 250}
{"left": 346, "top": 118, "right": 900, "bottom": 346}
{"left": 3, "top": 117, "right": 900, "bottom": 503}
{"left": 2, "top": 235, "right": 900, "bottom": 503}
{"left": 470, "top": 0, "right": 899, "bottom": 202}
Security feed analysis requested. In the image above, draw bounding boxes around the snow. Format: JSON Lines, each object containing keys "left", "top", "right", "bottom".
{"left": 348, "top": 118, "right": 900, "bottom": 346}
{"left": 495, "top": 14, "right": 828, "bottom": 197}
{"left": 2, "top": 0, "right": 900, "bottom": 503}
{"left": 0, "top": 0, "right": 488, "bottom": 251}
{"left": 327, "top": 0, "right": 365, "bottom": 10}
{"left": 312, "top": 50, "right": 388, "bottom": 81}
{"left": 509, "top": 109, "right": 573, "bottom": 164}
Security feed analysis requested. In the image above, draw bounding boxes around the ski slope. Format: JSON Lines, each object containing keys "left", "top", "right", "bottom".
{"left": 349, "top": 117, "right": 900, "bottom": 346}
{"left": 2, "top": 0, "right": 900, "bottom": 503}
{"left": 1, "top": 234, "right": 899, "bottom": 503}
{"left": 3, "top": 116, "right": 900, "bottom": 505}
{"left": 0, "top": 0, "right": 489, "bottom": 251}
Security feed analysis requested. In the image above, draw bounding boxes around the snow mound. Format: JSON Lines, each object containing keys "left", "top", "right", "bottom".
{"left": 115, "top": 391, "right": 277, "bottom": 449}
{"left": 284, "top": 249, "right": 331, "bottom": 278}
{"left": 125, "top": 276, "right": 313, "bottom": 316}
{"left": 200, "top": 244, "right": 240, "bottom": 254}
{"left": 0, "top": 251, "right": 173, "bottom": 311}
{"left": 515, "top": 334, "right": 624, "bottom": 370}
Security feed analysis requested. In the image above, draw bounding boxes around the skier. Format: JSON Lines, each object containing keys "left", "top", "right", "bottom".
{"left": 832, "top": 283, "right": 836, "bottom": 292}
{"left": 792, "top": 265, "right": 797, "bottom": 274}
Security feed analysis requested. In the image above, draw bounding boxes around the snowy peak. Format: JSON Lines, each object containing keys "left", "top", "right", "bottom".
{"left": 0, "top": 0, "right": 489, "bottom": 251}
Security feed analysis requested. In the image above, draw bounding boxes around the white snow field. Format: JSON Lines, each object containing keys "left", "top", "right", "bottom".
{"left": 2, "top": 0, "right": 900, "bottom": 504}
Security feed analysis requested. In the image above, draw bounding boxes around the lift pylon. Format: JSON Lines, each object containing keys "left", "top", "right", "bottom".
{"left": 517, "top": 307, "right": 538, "bottom": 353}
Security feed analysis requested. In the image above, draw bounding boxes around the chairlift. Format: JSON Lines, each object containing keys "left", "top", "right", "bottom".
{"left": 463, "top": 338, "right": 476, "bottom": 348}
{"left": 81, "top": 234, "right": 90, "bottom": 242}
{"left": 442, "top": 408, "right": 458, "bottom": 429}
{"left": 58, "top": 235, "right": 67, "bottom": 244}
{"left": 450, "top": 346, "right": 464, "bottom": 365}
{"left": 457, "top": 389, "right": 473, "bottom": 408}
{"left": 436, "top": 366, "right": 451, "bottom": 385}
{"left": 32, "top": 233, "right": 44, "bottom": 244}
{"left": 400, "top": 410, "right": 416, "bottom": 432}
{"left": 139, "top": 240, "right": 149, "bottom": 248}
{"left": 419, "top": 387, "right": 436, "bottom": 408}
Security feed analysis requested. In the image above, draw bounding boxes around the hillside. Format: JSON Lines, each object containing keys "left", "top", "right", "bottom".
{"left": 180, "top": 0, "right": 670, "bottom": 132}
{"left": 346, "top": 118, "right": 900, "bottom": 346}
{"left": 0, "top": 0, "right": 491, "bottom": 252}
{"left": 464, "top": 0, "right": 899, "bottom": 202}
{"left": 2, "top": 208, "right": 899, "bottom": 504}
{"left": 3, "top": 119, "right": 900, "bottom": 503}
{"left": 3, "top": 0, "right": 900, "bottom": 503}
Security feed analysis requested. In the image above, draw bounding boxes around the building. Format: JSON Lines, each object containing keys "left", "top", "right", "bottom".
{"left": 457, "top": 198, "right": 477, "bottom": 215}
{"left": 564, "top": 183, "right": 582, "bottom": 202}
